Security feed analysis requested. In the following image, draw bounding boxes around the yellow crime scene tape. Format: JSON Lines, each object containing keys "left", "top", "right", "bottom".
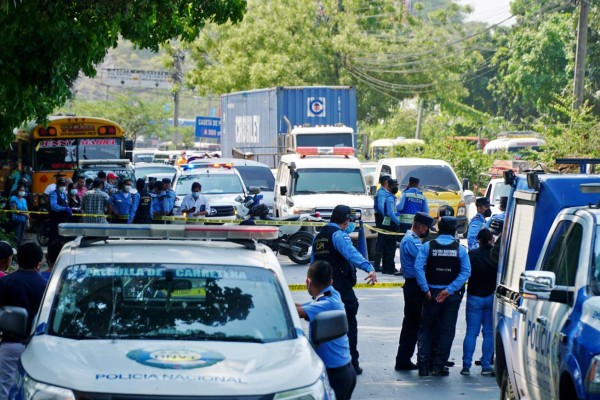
{"left": 288, "top": 281, "right": 404, "bottom": 291}
{"left": 363, "top": 224, "right": 405, "bottom": 236}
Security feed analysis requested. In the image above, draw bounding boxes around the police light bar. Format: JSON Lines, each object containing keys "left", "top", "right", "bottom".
{"left": 181, "top": 163, "right": 233, "bottom": 171}
{"left": 58, "top": 223, "right": 278, "bottom": 240}
{"left": 296, "top": 147, "right": 355, "bottom": 157}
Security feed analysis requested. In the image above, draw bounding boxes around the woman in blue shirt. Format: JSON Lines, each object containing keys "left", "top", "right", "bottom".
{"left": 10, "top": 184, "right": 30, "bottom": 248}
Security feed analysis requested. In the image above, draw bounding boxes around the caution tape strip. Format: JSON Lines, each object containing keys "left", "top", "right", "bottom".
{"left": 363, "top": 224, "right": 406, "bottom": 236}
{"left": 288, "top": 281, "right": 405, "bottom": 291}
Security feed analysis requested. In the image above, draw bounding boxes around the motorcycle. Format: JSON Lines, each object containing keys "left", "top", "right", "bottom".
{"left": 234, "top": 188, "right": 322, "bottom": 265}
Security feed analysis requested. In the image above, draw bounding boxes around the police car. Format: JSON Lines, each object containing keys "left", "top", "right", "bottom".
{"left": 172, "top": 163, "right": 247, "bottom": 219}
{"left": 1, "top": 224, "right": 344, "bottom": 399}
{"left": 494, "top": 170, "right": 600, "bottom": 400}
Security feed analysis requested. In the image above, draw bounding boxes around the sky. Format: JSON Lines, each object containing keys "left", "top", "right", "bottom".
{"left": 457, "top": 0, "right": 513, "bottom": 25}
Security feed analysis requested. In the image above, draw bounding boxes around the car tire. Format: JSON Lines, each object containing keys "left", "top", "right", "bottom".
{"left": 499, "top": 368, "right": 516, "bottom": 400}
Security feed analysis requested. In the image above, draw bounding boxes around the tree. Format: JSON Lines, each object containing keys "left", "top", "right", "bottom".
{"left": 0, "top": 0, "right": 247, "bottom": 145}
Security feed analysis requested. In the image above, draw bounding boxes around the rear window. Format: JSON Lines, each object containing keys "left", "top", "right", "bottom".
{"left": 175, "top": 173, "right": 244, "bottom": 195}
{"left": 235, "top": 166, "right": 275, "bottom": 191}
{"left": 48, "top": 263, "right": 295, "bottom": 343}
{"left": 394, "top": 165, "right": 460, "bottom": 192}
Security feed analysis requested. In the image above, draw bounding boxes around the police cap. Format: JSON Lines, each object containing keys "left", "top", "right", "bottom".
{"left": 409, "top": 176, "right": 419, "bottom": 185}
{"left": 379, "top": 174, "right": 391, "bottom": 185}
{"left": 414, "top": 211, "right": 435, "bottom": 228}
{"left": 437, "top": 205, "right": 454, "bottom": 217}
{"left": 331, "top": 205, "right": 356, "bottom": 224}
{"left": 162, "top": 177, "right": 172, "bottom": 184}
{"left": 438, "top": 216, "right": 457, "bottom": 234}
{"left": 476, "top": 197, "right": 490, "bottom": 207}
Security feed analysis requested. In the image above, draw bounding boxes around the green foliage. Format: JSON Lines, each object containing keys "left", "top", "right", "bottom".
{"left": 0, "top": 0, "right": 246, "bottom": 145}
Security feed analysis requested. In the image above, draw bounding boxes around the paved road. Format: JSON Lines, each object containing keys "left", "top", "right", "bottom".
{"left": 279, "top": 244, "right": 500, "bottom": 400}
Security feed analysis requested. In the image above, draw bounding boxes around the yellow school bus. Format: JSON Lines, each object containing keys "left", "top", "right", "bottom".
{"left": 16, "top": 116, "right": 126, "bottom": 204}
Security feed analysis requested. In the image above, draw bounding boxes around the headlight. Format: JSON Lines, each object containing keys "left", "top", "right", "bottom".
{"left": 274, "top": 369, "right": 334, "bottom": 400}
{"left": 23, "top": 374, "right": 75, "bottom": 400}
{"left": 457, "top": 200, "right": 466, "bottom": 217}
{"left": 293, "top": 208, "right": 314, "bottom": 215}
{"left": 586, "top": 354, "right": 600, "bottom": 393}
{"left": 361, "top": 207, "right": 375, "bottom": 222}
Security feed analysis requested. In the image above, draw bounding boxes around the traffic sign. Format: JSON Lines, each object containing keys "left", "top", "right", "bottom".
{"left": 195, "top": 116, "right": 221, "bottom": 139}
{"left": 103, "top": 69, "right": 171, "bottom": 89}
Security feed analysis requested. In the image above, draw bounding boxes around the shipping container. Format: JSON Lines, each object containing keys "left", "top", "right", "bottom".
{"left": 220, "top": 86, "right": 357, "bottom": 167}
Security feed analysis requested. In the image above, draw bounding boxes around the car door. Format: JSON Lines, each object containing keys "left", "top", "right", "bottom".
{"left": 274, "top": 162, "right": 289, "bottom": 217}
{"left": 519, "top": 217, "right": 583, "bottom": 400}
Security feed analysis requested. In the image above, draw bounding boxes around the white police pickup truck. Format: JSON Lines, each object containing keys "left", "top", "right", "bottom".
{"left": 494, "top": 170, "right": 600, "bottom": 400}
{"left": 0, "top": 224, "right": 346, "bottom": 399}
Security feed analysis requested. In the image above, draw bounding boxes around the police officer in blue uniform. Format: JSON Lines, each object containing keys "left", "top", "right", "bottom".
{"left": 296, "top": 260, "right": 356, "bottom": 400}
{"left": 312, "top": 204, "right": 377, "bottom": 375}
{"left": 397, "top": 177, "right": 429, "bottom": 233}
{"left": 378, "top": 178, "right": 401, "bottom": 274}
{"left": 373, "top": 175, "right": 392, "bottom": 272}
{"left": 110, "top": 178, "right": 135, "bottom": 223}
{"left": 132, "top": 178, "right": 152, "bottom": 224}
{"left": 394, "top": 211, "right": 435, "bottom": 371}
{"left": 485, "top": 196, "right": 507, "bottom": 229}
{"left": 162, "top": 178, "right": 176, "bottom": 216}
{"left": 48, "top": 178, "right": 72, "bottom": 241}
{"left": 467, "top": 197, "right": 491, "bottom": 250}
{"left": 415, "top": 216, "right": 471, "bottom": 376}
{"left": 151, "top": 181, "right": 170, "bottom": 223}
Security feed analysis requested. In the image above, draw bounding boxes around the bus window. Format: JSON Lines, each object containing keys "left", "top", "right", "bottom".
{"left": 78, "top": 138, "right": 122, "bottom": 160}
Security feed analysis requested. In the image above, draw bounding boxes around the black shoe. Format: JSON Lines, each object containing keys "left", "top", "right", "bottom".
{"left": 353, "top": 365, "right": 363, "bottom": 375}
{"left": 395, "top": 361, "right": 418, "bottom": 371}
{"left": 432, "top": 368, "right": 449, "bottom": 377}
{"left": 445, "top": 361, "right": 455, "bottom": 367}
{"left": 418, "top": 367, "right": 430, "bottom": 377}
{"left": 393, "top": 270, "right": 403, "bottom": 276}
{"left": 474, "top": 360, "right": 482, "bottom": 366}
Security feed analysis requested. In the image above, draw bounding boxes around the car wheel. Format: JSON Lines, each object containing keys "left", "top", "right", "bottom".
{"left": 287, "top": 231, "right": 313, "bottom": 265}
{"left": 499, "top": 368, "right": 516, "bottom": 400}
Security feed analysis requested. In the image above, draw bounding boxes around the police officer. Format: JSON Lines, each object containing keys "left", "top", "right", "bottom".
{"left": 110, "top": 178, "right": 135, "bottom": 223}
{"left": 467, "top": 197, "right": 491, "bottom": 250}
{"left": 162, "top": 177, "right": 176, "bottom": 216}
{"left": 373, "top": 174, "right": 392, "bottom": 272}
{"left": 151, "top": 181, "right": 170, "bottom": 223}
{"left": 132, "top": 178, "right": 152, "bottom": 224}
{"left": 48, "top": 178, "right": 72, "bottom": 242}
{"left": 396, "top": 177, "right": 429, "bottom": 233}
{"left": 312, "top": 204, "right": 377, "bottom": 375}
{"left": 379, "top": 178, "right": 401, "bottom": 274}
{"left": 414, "top": 216, "right": 471, "bottom": 376}
{"left": 394, "top": 211, "right": 435, "bottom": 371}
{"left": 485, "top": 196, "right": 507, "bottom": 229}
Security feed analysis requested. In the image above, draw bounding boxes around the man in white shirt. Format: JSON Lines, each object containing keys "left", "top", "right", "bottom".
{"left": 180, "top": 182, "right": 211, "bottom": 217}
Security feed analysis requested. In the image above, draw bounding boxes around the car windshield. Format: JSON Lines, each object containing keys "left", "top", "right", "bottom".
{"left": 235, "top": 166, "right": 275, "bottom": 191}
{"left": 294, "top": 168, "right": 365, "bottom": 194}
{"left": 491, "top": 183, "right": 511, "bottom": 203}
{"left": 176, "top": 173, "right": 244, "bottom": 195}
{"left": 79, "top": 167, "right": 135, "bottom": 182}
{"left": 48, "top": 263, "right": 295, "bottom": 342}
{"left": 394, "top": 165, "right": 460, "bottom": 192}
{"left": 135, "top": 165, "right": 177, "bottom": 180}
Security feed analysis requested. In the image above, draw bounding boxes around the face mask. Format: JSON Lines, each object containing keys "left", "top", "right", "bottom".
{"left": 344, "top": 222, "right": 356, "bottom": 234}
{"left": 70, "top": 189, "right": 77, "bottom": 196}
{"left": 419, "top": 228, "right": 429, "bottom": 239}
{"left": 390, "top": 186, "right": 399, "bottom": 195}
{"left": 18, "top": 191, "right": 25, "bottom": 197}
{"left": 484, "top": 209, "right": 492, "bottom": 218}
{"left": 192, "top": 192, "right": 200, "bottom": 198}
{"left": 59, "top": 186, "right": 66, "bottom": 193}
{"left": 124, "top": 185, "right": 131, "bottom": 192}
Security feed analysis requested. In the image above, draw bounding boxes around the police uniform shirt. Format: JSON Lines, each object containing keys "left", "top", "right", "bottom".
{"left": 414, "top": 234, "right": 471, "bottom": 295}
{"left": 301, "top": 286, "right": 351, "bottom": 368}
{"left": 467, "top": 213, "right": 486, "bottom": 251}
{"left": 374, "top": 187, "right": 386, "bottom": 214}
{"left": 310, "top": 223, "right": 374, "bottom": 274}
{"left": 151, "top": 190, "right": 169, "bottom": 216}
{"left": 485, "top": 211, "right": 505, "bottom": 229}
{"left": 111, "top": 191, "right": 133, "bottom": 219}
{"left": 399, "top": 230, "right": 423, "bottom": 279}
{"left": 396, "top": 188, "right": 429, "bottom": 224}
{"left": 377, "top": 189, "right": 400, "bottom": 228}
{"left": 164, "top": 188, "right": 176, "bottom": 214}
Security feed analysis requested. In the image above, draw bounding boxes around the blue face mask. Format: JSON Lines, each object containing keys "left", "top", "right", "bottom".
{"left": 344, "top": 222, "right": 356, "bottom": 234}
{"left": 192, "top": 192, "right": 200, "bottom": 198}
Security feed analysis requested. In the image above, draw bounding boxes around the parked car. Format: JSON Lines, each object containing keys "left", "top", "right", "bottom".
{"left": 133, "top": 162, "right": 177, "bottom": 181}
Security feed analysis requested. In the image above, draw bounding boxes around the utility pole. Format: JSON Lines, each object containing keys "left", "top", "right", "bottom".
{"left": 573, "top": 0, "right": 589, "bottom": 109}
{"left": 171, "top": 47, "right": 185, "bottom": 148}
{"left": 415, "top": 98, "right": 424, "bottom": 139}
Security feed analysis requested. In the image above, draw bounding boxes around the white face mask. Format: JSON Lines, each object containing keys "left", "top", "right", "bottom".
{"left": 58, "top": 186, "right": 67, "bottom": 193}
{"left": 18, "top": 191, "right": 25, "bottom": 197}
{"left": 124, "top": 185, "right": 132, "bottom": 192}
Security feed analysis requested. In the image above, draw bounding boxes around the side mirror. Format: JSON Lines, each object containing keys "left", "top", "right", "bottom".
{"left": 462, "top": 178, "right": 470, "bottom": 191}
{"left": 369, "top": 185, "right": 377, "bottom": 196}
{"left": 310, "top": 310, "right": 348, "bottom": 346}
{"left": 0, "top": 306, "right": 29, "bottom": 338}
{"left": 280, "top": 186, "right": 287, "bottom": 196}
{"left": 519, "top": 271, "right": 555, "bottom": 300}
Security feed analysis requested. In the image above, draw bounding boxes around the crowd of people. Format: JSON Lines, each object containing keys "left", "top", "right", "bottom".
{"left": 3, "top": 172, "right": 213, "bottom": 243}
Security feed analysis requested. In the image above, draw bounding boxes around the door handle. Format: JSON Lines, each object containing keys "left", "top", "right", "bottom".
{"left": 517, "top": 306, "right": 528, "bottom": 315}
{"left": 537, "top": 316, "right": 548, "bottom": 326}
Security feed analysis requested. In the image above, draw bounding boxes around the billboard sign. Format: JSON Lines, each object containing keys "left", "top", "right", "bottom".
{"left": 103, "top": 69, "right": 171, "bottom": 89}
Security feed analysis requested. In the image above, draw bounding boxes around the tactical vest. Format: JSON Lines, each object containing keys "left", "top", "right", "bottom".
{"left": 134, "top": 190, "right": 152, "bottom": 224}
{"left": 49, "top": 190, "right": 70, "bottom": 219}
{"left": 313, "top": 225, "right": 357, "bottom": 302}
{"left": 425, "top": 240, "right": 461, "bottom": 286}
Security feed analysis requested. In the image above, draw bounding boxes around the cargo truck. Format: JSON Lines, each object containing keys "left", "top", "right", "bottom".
{"left": 220, "top": 86, "right": 357, "bottom": 168}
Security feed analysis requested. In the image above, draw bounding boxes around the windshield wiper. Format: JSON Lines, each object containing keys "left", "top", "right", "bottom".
{"left": 422, "top": 185, "right": 457, "bottom": 194}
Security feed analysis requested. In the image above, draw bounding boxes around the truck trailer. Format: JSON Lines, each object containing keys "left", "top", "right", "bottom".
{"left": 220, "top": 86, "right": 357, "bottom": 168}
